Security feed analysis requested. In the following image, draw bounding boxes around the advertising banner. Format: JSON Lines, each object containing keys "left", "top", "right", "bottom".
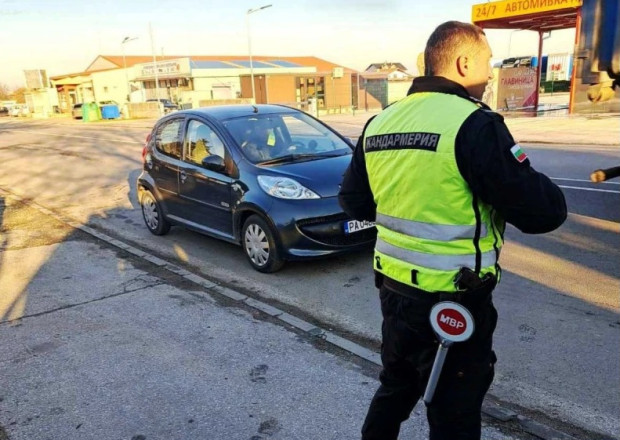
{"left": 472, "top": 0, "right": 582, "bottom": 22}
{"left": 24, "top": 70, "right": 48, "bottom": 89}
{"left": 138, "top": 58, "right": 191, "bottom": 79}
{"left": 482, "top": 67, "right": 501, "bottom": 110}
{"left": 497, "top": 67, "right": 538, "bottom": 110}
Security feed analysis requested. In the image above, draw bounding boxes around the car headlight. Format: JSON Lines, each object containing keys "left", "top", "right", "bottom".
{"left": 257, "top": 175, "right": 320, "bottom": 199}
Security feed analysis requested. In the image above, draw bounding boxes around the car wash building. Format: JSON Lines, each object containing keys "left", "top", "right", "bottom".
{"left": 472, "top": 0, "right": 620, "bottom": 113}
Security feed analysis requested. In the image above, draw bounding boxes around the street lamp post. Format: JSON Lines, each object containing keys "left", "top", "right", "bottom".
{"left": 507, "top": 29, "right": 524, "bottom": 59}
{"left": 246, "top": 4, "right": 272, "bottom": 104}
{"left": 121, "top": 36, "right": 138, "bottom": 103}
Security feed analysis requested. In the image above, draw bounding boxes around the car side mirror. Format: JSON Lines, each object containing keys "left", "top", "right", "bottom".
{"left": 202, "top": 155, "right": 226, "bottom": 172}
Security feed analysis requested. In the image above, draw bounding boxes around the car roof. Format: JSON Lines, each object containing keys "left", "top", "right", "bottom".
{"left": 178, "top": 104, "right": 297, "bottom": 121}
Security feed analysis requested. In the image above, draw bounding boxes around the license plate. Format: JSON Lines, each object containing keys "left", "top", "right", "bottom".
{"left": 344, "top": 219, "right": 375, "bottom": 234}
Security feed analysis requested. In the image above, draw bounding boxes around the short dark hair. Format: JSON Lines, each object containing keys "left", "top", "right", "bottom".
{"left": 424, "top": 21, "right": 486, "bottom": 76}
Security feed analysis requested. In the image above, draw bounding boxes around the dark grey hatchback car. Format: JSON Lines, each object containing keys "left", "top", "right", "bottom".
{"left": 137, "top": 104, "right": 376, "bottom": 272}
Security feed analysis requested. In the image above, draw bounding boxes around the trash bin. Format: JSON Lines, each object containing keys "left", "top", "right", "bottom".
{"left": 100, "top": 104, "right": 120, "bottom": 119}
{"left": 82, "top": 102, "right": 101, "bottom": 122}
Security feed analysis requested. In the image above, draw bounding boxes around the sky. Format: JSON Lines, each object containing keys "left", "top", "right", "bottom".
{"left": 0, "top": 0, "right": 576, "bottom": 89}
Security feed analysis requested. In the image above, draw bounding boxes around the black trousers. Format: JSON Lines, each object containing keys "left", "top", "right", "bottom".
{"left": 361, "top": 279, "right": 498, "bottom": 440}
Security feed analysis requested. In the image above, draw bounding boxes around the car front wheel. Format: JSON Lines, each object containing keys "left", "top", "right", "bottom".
{"left": 242, "top": 214, "right": 284, "bottom": 273}
{"left": 140, "top": 189, "right": 171, "bottom": 235}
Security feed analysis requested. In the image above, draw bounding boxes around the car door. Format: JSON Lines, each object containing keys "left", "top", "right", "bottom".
{"left": 177, "top": 118, "right": 234, "bottom": 239}
{"left": 151, "top": 116, "right": 185, "bottom": 214}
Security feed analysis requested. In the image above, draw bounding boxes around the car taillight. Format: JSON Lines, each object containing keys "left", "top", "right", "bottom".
{"left": 142, "top": 133, "right": 152, "bottom": 162}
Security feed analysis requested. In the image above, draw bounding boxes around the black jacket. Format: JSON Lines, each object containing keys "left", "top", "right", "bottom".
{"left": 338, "top": 76, "right": 567, "bottom": 235}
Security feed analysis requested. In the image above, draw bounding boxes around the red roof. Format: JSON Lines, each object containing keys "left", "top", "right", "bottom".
{"left": 92, "top": 55, "right": 357, "bottom": 74}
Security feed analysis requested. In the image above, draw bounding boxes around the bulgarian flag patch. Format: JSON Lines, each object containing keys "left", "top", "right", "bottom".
{"left": 510, "top": 144, "right": 528, "bottom": 163}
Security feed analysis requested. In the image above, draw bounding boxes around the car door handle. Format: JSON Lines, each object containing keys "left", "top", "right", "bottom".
{"left": 180, "top": 170, "right": 187, "bottom": 183}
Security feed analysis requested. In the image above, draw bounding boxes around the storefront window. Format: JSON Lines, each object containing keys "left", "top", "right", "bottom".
{"left": 295, "top": 76, "right": 325, "bottom": 109}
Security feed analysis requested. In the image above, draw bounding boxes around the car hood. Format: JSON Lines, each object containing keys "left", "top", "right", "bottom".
{"left": 257, "top": 154, "right": 352, "bottom": 198}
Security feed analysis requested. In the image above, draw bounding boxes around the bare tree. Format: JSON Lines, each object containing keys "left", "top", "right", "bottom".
{"left": 0, "top": 83, "right": 11, "bottom": 101}
{"left": 11, "top": 87, "right": 27, "bottom": 103}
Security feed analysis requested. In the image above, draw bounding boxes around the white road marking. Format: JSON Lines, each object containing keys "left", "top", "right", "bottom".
{"left": 523, "top": 143, "right": 620, "bottom": 151}
{"left": 558, "top": 185, "right": 620, "bottom": 194}
{"left": 551, "top": 177, "right": 620, "bottom": 185}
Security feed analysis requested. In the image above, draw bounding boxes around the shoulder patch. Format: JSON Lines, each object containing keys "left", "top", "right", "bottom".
{"left": 510, "top": 144, "right": 528, "bottom": 163}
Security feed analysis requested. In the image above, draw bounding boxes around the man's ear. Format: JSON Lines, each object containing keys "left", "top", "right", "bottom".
{"left": 456, "top": 55, "right": 469, "bottom": 77}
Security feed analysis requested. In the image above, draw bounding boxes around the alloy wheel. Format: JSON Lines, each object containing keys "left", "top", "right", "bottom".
{"left": 142, "top": 194, "right": 159, "bottom": 231}
{"left": 244, "top": 223, "right": 270, "bottom": 267}
{"left": 140, "top": 189, "right": 170, "bottom": 235}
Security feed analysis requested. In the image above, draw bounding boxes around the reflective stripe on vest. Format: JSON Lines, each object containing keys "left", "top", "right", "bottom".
{"left": 376, "top": 212, "right": 487, "bottom": 241}
{"left": 376, "top": 237, "right": 497, "bottom": 271}
{"left": 363, "top": 91, "right": 504, "bottom": 292}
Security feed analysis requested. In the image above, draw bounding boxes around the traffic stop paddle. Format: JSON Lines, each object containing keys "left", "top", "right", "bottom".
{"left": 590, "top": 166, "right": 620, "bottom": 183}
{"left": 423, "top": 302, "right": 475, "bottom": 405}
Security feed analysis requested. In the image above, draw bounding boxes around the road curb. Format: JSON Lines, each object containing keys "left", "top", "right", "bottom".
{"left": 0, "top": 187, "right": 604, "bottom": 440}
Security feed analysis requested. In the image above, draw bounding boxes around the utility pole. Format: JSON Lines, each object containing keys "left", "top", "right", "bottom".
{"left": 246, "top": 4, "right": 272, "bottom": 104}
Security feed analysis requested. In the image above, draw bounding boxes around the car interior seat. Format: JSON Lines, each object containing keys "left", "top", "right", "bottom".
{"left": 241, "top": 122, "right": 272, "bottom": 161}
{"left": 192, "top": 124, "right": 212, "bottom": 164}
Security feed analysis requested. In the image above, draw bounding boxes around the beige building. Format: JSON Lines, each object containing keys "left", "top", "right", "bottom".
{"left": 359, "top": 62, "right": 415, "bottom": 110}
{"left": 50, "top": 55, "right": 359, "bottom": 115}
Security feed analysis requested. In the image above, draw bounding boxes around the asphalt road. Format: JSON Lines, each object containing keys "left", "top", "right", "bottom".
{"left": 1, "top": 117, "right": 618, "bottom": 438}
{"left": 0, "top": 179, "right": 536, "bottom": 440}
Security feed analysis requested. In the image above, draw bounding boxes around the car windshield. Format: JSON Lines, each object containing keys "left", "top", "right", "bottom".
{"left": 223, "top": 111, "right": 352, "bottom": 164}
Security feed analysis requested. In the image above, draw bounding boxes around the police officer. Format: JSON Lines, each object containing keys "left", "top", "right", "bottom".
{"left": 338, "top": 21, "right": 567, "bottom": 440}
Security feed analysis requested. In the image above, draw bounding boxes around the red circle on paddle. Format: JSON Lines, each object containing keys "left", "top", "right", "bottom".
{"left": 430, "top": 302, "right": 474, "bottom": 342}
{"left": 436, "top": 308, "right": 468, "bottom": 336}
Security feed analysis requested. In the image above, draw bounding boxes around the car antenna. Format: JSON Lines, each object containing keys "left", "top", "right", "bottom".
{"left": 252, "top": 105, "right": 259, "bottom": 113}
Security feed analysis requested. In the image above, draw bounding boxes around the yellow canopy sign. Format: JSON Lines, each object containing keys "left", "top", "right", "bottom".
{"left": 472, "top": 0, "right": 582, "bottom": 22}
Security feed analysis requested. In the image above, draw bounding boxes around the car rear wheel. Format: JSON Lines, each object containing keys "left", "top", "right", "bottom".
{"left": 242, "top": 214, "right": 284, "bottom": 273}
{"left": 140, "top": 189, "right": 171, "bottom": 235}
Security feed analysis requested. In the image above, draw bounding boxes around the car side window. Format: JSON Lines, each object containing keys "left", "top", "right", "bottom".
{"left": 155, "top": 118, "right": 183, "bottom": 159}
{"left": 184, "top": 120, "right": 226, "bottom": 166}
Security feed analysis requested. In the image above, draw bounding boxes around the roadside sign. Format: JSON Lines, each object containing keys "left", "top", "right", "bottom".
{"left": 472, "top": 0, "right": 582, "bottom": 23}
{"left": 429, "top": 302, "right": 474, "bottom": 343}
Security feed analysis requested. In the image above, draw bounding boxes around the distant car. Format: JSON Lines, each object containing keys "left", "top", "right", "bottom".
{"left": 9, "top": 104, "right": 29, "bottom": 117}
{"left": 0, "top": 106, "right": 9, "bottom": 117}
{"left": 146, "top": 98, "right": 178, "bottom": 114}
{"left": 72, "top": 103, "right": 83, "bottom": 119}
{"left": 137, "top": 104, "right": 376, "bottom": 272}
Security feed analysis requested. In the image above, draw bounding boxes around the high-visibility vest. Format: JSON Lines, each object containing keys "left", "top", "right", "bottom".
{"left": 364, "top": 92, "right": 505, "bottom": 293}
